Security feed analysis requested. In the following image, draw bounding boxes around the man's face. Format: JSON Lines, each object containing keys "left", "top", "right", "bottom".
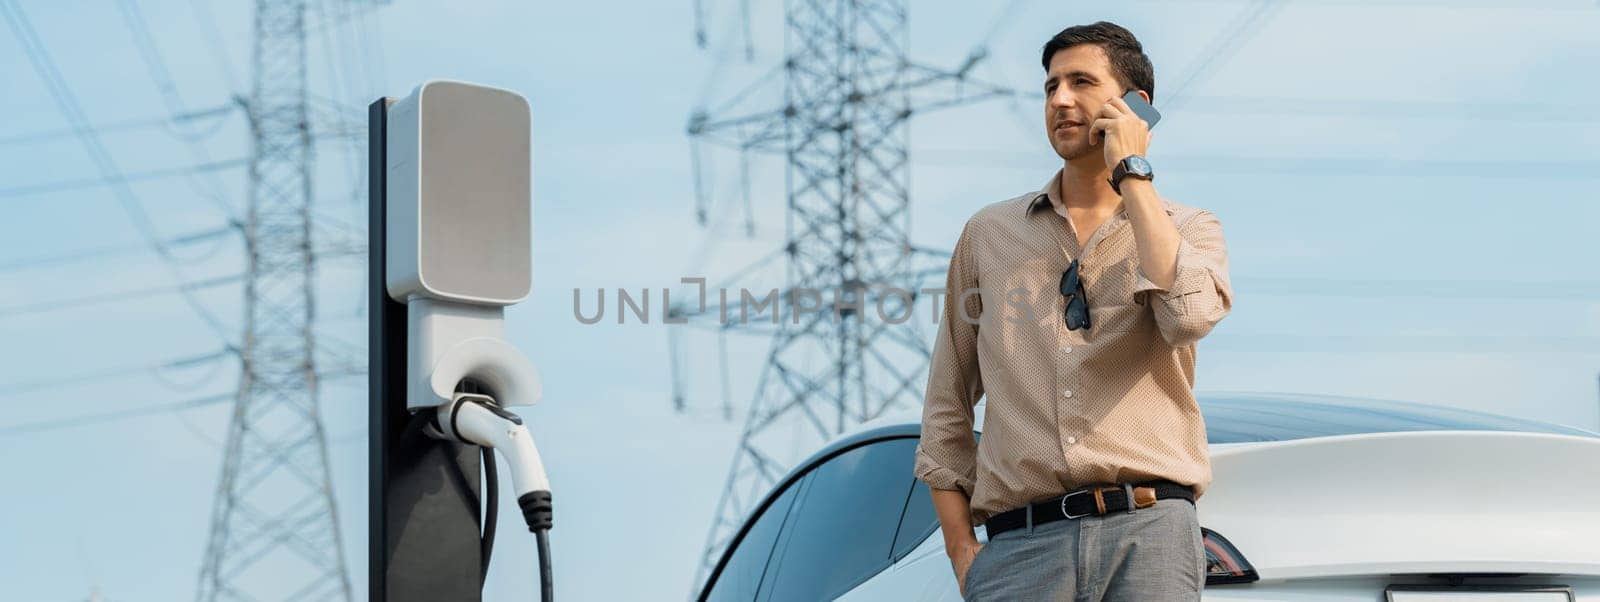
{"left": 1044, "top": 44, "right": 1123, "bottom": 162}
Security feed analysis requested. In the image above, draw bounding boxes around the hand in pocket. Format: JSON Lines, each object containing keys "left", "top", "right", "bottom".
{"left": 954, "top": 541, "right": 986, "bottom": 596}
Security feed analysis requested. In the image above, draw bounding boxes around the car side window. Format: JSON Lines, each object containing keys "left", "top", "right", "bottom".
{"left": 761, "top": 438, "right": 920, "bottom": 601}
{"left": 891, "top": 477, "right": 938, "bottom": 562}
{"left": 705, "top": 477, "right": 804, "bottom": 602}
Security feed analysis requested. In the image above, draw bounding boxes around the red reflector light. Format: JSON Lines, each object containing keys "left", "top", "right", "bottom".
{"left": 1203, "top": 527, "right": 1260, "bottom": 585}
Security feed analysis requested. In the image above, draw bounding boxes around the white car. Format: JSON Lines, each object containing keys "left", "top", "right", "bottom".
{"left": 697, "top": 392, "right": 1600, "bottom": 601}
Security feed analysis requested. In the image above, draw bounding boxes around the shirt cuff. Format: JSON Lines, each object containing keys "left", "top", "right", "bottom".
{"left": 914, "top": 457, "right": 975, "bottom": 497}
{"left": 1133, "top": 238, "right": 1209, "bottom": 302}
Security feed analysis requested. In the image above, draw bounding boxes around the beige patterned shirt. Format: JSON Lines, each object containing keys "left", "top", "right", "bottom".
{"left": 914, "top": 170, "right": 1234, "bottom": 527}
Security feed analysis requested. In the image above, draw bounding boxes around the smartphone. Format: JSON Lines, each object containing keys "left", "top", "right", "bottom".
{"left": 1121, "top": 89, "right": 1161, "bottom": 129}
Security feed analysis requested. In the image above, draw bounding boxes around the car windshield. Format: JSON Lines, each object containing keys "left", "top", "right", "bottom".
{"left": 1199, "top": 392, "right": 1600, "bottom": 444}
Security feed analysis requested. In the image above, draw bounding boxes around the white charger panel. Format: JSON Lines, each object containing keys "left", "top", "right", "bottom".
{"left": 386, "top": 80, "right": 531, "bottom": 306}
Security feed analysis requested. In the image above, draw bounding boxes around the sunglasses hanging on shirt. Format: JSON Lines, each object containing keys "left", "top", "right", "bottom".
{"left": 1059, "top": 258, "right": 1091, "bottom": 331}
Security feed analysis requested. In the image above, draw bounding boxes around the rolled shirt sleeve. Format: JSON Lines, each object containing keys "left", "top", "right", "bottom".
{"left": 1132, "top": 210, "right": 1234, "bottom": 348}
{"left": 914, "top": 218, "right": 985, "bottom": 497}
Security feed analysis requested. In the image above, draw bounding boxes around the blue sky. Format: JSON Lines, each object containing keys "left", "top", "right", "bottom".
{"left": 1, "top": 1, "right": 1598, "bottom": 600}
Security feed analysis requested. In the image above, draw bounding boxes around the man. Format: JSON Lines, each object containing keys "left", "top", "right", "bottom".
{"left": 913, "top": 21, "right": 1234, "bottom": 601}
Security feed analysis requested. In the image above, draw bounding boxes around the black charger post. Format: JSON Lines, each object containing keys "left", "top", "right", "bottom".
{"left": 368, "top": 96, "right": 486, "bottom": 602}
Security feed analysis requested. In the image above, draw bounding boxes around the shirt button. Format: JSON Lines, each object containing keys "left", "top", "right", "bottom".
{"left": 1061, "top": 346, "right": 1073, "bottom": 354}
{"left": 1061, "top": 389, "right": 1073, "bottom": 398}
{"left": 1066, "top": 436, "right": 1078, "bottom": 445}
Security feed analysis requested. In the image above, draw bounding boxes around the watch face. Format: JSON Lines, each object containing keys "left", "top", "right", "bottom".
{"left": 1126, "top": 155, "right": 1152, "bottom": 176}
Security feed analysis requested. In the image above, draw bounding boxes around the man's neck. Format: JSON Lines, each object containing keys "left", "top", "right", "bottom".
{"left": 1057, "top": 155, "right": 1120, "bottom": 213}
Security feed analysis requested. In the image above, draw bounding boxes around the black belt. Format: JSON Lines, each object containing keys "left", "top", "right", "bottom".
{"left": 984, "top": 479, "right": 1195, "bottom": 539}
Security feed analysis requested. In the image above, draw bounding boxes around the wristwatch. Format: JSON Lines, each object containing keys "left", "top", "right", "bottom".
{"left": 1109, "top": 154, "right": 1155, "bottom": 195}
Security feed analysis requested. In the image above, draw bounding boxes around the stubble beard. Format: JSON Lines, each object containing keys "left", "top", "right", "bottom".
{"left": 1052, "top": 131, "right": 1095, "bottom": 163}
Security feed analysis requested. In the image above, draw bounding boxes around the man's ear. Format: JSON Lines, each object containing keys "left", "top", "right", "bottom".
{"left": 1138, "top": 89, "right": 1152, "bottom": 105}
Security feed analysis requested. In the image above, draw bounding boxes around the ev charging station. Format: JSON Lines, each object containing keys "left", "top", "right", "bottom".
{"left": 369, "top": 81, "right": 553, "bottom": 601}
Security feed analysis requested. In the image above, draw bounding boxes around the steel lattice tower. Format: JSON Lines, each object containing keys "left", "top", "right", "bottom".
{"left": 684, "top": 0, "right": 1008, "bottom": 590}
{"left": 197, "top": 1, "right": 352, "bottom": 600}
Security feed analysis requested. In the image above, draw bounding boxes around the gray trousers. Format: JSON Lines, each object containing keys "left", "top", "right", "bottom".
{"left": 962, "top": 498, "right": 1205, "bottom": 601}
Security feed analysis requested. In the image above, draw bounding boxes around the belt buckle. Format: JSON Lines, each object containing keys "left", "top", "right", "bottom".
{"left": 1060, "top": 489, "right": 1094, "bottom": 519}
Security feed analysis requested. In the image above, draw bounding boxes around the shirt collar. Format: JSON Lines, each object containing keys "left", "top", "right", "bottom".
{"left": 1024, "top": 169, "right": 1175, "bottom": 218}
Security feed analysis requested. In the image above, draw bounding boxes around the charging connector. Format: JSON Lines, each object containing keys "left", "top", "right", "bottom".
{"left": 433, "top": 392, "right": 554, "bottom": 601}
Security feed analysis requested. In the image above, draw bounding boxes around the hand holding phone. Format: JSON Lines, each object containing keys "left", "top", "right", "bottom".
{"left": 1092, "top": 90, "right": 1161, "bottom": 171}
{"left": 1120, "top": 89, "right": 1161, "bottom": 130}
{"left": 1096, "top": 90, "right": 1160, "bottom": 144}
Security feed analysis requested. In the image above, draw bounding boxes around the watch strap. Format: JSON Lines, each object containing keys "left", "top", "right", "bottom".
{"left": 1109, "top": 155, "right": 1153, "bottom": 195}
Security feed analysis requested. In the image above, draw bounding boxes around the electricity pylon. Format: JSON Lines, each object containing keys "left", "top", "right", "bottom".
{"left": 196, "top": 1, "right": 352, "bottom": 600}
{"left": 679, "top": 0, "right": 1011, "bottom": 591}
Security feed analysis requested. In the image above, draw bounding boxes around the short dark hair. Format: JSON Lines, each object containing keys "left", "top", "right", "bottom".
{"left": 1041, "top": 21, "right": 1156, "bottom": 103}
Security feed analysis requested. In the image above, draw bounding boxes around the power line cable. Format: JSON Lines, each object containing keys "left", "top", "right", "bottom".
{"left": 0, "top": 225, "right": 236, "bottom": 273}
{"left": 1, "top": 1, "right": 237, "bottom": 346}
{"left": 185, "top": 0, "right": 242, "bottom": 93}
{"left": 0, "top": 104, "right": 234, "bottom": 147}
{"left": 0, "top": 349, "right": 232, "bottom": 398}
{"left": 1244, "top": 277, "right": 1600, "bottom": 300}
{"left": 117, "top": 0, "right": 242, "bottom": 217}
{"left": 0, "top": 158, "right": 248, "bottom": 200}
{"left": 1159, "top": 0, "right": 1284, "bottom": 113}
{"left": 0, "top": 392, "right": 233, "bottom": 437}
{"left": 312, "top": 0, "right": 365, "bottom": 210}
{"left": 356, "top": 0, "right": 386, "bottom": 95}
{"left": 1176, "top": 95, "right": 1600, "bottom": 122}
{"left": 915, "top": 148, "right": 1600, "bottom": 180}
{"left": 119, "top": 0, "right": 194, "bottom": 135}
{"left": 0, "top": 273, "right": 242, "bottom": 320}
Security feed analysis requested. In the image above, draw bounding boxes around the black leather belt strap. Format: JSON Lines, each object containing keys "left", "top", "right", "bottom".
{"left": 983, "top": 479, "right": 1195, "bottom": 539}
